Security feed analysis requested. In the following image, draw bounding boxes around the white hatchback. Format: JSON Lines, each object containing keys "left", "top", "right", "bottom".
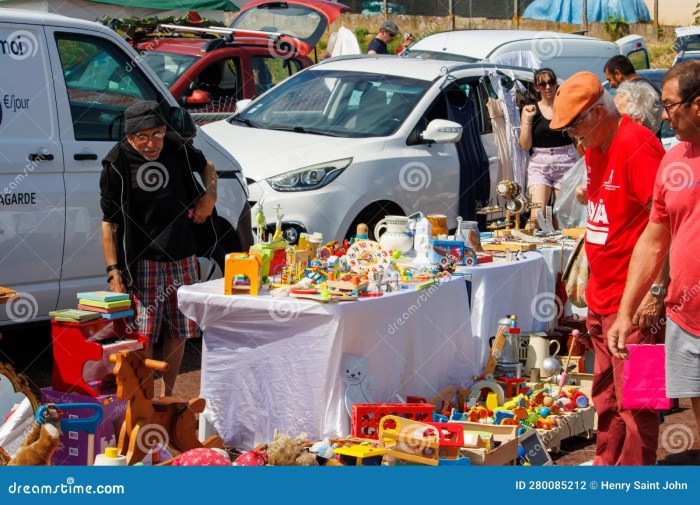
{"left": 202, "top": 55, "right": 535, "bottom": 242}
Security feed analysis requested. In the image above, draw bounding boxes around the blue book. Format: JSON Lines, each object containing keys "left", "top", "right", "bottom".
{"left": 100, "top": 309, "right": 134, "bottom": 320}
{"left": 77, "top": 291, "right": 130, "bottom": 303}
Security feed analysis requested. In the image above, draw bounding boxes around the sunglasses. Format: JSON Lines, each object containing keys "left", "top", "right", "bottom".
{"left": 132, "top": 131, "right": 166, "bottom": 143}
{"left": 536, "top": 79, "right": 557, "bottom": 89}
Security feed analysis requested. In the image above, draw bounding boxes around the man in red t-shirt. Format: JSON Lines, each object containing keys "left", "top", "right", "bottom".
{"left": 551, "top": 72, "right": 666, "bottom": 465}
{"left": 609, "top": 60, "right": 700, "bottom": 441}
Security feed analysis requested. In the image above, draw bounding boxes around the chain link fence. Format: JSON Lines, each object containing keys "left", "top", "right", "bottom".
{"left": 341, "top": 0, "right": 537, "bottom": 19}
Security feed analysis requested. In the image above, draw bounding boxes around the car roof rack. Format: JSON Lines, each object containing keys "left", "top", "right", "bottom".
{"left": 157, "top": 24, "right": 297, "bottom": 47}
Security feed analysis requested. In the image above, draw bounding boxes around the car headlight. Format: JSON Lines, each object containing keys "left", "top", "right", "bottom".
{"left": 267, "top": 158, "right": 352, "bottom": 192}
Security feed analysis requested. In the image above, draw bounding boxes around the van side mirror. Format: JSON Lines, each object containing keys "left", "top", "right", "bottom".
{"left": 421, "top": 119, "right": 462, "bottom": 144}
{"left": 169, "top": 106, "right": 197, "bottom": 139}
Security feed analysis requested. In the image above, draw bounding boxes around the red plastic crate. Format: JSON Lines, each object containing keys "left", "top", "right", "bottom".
{"left": 351, "top": 403, "right": 435, "bottom": 439}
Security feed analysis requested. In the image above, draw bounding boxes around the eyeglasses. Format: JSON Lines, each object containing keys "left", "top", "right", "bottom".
{"left": 563, "top": 106, "right": 596, "bottom": 133}
{"left": 662, "top": 96, "right": 693, "bottom": 116}
{"left": 536, "top": 79, "right": 557, "bottom": 89}
{"left": 132, "top": 131, "right": 166, "bottom": 143}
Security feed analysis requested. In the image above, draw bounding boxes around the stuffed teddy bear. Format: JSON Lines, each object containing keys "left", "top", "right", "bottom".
{"left": 265, "top": 430, "right": 317, "bottom": 466}
{"left": 8, "top": 405, "right": 62, "bottom": 466}
{"left": 9, "top": 424, "right": 60, "bottom": 466}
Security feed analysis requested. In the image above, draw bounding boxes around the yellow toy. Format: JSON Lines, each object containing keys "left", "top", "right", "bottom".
{"left": 378, "top": 415, "right": 440, "bottom": 466}
{"left": 224, "top": 253, "right": 262, "bottom": 296}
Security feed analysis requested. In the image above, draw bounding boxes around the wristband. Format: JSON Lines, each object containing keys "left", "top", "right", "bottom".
{"left": 106, "top": 264, "right": 120, "bottom": 273}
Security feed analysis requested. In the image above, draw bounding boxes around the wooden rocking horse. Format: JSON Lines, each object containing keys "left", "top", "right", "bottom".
{"left": 109, "top": 350, "right": 222, "bottom": 465}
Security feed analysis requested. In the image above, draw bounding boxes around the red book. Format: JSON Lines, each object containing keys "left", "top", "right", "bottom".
{"left": 77, "top": 303, "right": 131, "bottom": 314}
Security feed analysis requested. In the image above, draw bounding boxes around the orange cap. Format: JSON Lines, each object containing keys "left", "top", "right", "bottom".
{"left": 550, "top": 71, "right": 604, "bottom": 130}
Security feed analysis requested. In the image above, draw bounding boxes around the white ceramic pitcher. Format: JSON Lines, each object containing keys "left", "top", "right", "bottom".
{"left": 374, "top": 215, "right": 413, "bottom": 253}
{"left": 525, "top": 333, "right": 561, "bottom": 375}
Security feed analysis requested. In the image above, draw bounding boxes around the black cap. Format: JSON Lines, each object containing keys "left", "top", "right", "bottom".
{"left": 124, "top": 101, "right": 166, "bottom": 134}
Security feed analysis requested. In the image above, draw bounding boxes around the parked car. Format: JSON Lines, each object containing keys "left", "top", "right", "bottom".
{"left": 407, "top": 30, "right": 649, "bottom": 80}
{"left": 130, "top": 0, "right": 347, "bottom": 124}
{"left": 672, "top": 26, "right": 700, "bottom": 66}
{"left": 602, "top": 69, "right": 679, "bottom": 151}
{"left": 201, "top": 55, "right": 536, "bottom": 244}
{"left": 0, "top": 8, "right": 249, "bottom": 326}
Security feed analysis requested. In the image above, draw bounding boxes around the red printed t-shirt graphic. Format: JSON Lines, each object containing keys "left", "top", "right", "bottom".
{"left": 584, "top": 115, "right": 664, "bottom": 315}
{"left": 650, "top": 141, "right": 700, "bottom": 335}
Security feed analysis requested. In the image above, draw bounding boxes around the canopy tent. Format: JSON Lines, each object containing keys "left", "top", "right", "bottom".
{"left": 523, "top": 0, "right": 652, "bottom": 24}
{"left": 0, "top": 0, "right": 238, "bottom": 22}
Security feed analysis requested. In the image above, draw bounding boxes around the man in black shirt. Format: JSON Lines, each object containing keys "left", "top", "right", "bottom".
{"left": 100, "top": 101, "right": 217, "bottom": 396}
{"left": 367, "top": 20, "right": 399, "bottom": 55}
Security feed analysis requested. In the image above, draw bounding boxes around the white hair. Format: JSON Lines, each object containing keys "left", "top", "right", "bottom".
{"left": 614, "top": 80, "right": 663, "bottom": 133}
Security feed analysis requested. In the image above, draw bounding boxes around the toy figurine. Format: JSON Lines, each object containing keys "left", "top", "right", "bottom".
{"left": 272, "top": 203, "right": 284, "bottom": 243}
{"left": 254, "top": 198, "right": 266, "bottom": 245}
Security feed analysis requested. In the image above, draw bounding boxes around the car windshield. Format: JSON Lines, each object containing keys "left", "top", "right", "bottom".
{"left": 141, "top": 52, "right": 198, "bottom": 88}
{"left": 232, "top": 69, "right": 431, "bottom": 138}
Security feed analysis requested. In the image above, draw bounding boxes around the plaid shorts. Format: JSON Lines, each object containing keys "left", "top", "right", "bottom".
{"left": 130, "top": 256, "right": 199, "bottom": 343}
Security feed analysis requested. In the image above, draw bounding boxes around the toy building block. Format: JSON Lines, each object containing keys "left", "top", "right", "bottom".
{"left": 250, "top": 242, "right": 287, "bottom": 283}
{"left": 224, "top": 253, "right": 262, "bottom": 296}
{"left": 378, "top": 415, "right": 440, "bottom": 466}
{"left": 333, "top": 445, "right": 387, "bottom": 466}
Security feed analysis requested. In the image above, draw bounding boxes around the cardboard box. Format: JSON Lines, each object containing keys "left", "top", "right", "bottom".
{"left": 539, "top": 405, "right": 596, "bottom": 452}
{"left": 41, "top": 385, "right": 127, "bottom": 466}
{"left": 452, "top": 422, "right": 518, "bottom": 466}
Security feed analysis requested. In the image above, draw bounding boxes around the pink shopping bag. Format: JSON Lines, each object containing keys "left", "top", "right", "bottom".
{"left": 622, "top": 344, "right": 672, "bottom": 410}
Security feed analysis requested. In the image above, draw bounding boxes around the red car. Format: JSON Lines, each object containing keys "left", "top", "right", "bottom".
{"left": 132, "top": 0, "right": 348, "bottom": 124}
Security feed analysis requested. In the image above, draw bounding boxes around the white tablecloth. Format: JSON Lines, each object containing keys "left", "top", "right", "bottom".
{"left": 178, "top": 278, "right": 474, "bottom": 449}
{"left": 461, "top": 252, "right": 547, "bottom": 371}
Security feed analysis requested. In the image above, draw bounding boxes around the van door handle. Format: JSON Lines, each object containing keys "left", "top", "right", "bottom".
{"left": 74, "top": 153, "right": 98, "bottom": 161}
{"left": 26, "top": 153, "right": 54, "bottom": 162}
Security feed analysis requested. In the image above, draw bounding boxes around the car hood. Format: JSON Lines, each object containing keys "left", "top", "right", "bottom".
{"left": 230, "top": 0, "right": 349, "bottom": 56}
{"left": 202, "top": 120, "right": 383, "bottom": 180}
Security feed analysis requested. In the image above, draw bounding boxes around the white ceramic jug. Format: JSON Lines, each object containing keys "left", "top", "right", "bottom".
{"left": 526, "top": 333, "right": 561, "bottom": 375}
{"left": 374, "top": 215, "right": 413, "bottom": 253}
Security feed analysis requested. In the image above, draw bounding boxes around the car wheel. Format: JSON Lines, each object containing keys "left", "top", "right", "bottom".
{"left": 345, "top": 202, "right": 404, "bottom": 241}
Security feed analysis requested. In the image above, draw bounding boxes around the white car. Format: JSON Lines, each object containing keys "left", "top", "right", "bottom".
{"left": 202, "top": 55, "right": 535, "bottom": 242}
{"left": 408, "top": 30, "right": 649, "bottom": 81}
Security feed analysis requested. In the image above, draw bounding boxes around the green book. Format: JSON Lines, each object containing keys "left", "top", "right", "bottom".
{"left": 49, "top": 309, "right": 101, "bottom": 322}
{"left": 78, "top": 298, "right": 132, "bottom": 309}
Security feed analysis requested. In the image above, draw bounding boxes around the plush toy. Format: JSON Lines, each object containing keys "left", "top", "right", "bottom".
{"left": 172, "top": 448, "right": 231, "bottom": 466}
{"left": 233, "top": 449, "right": 268, "bottom": 466}
{"left": 265, "top": 430, "right": 318, "bottom": 466}
{"left": 9, "top": 424, "right": 60, "bottom": 466}
{"left": 8, "top": 404, "right": 62, "bottom": 466}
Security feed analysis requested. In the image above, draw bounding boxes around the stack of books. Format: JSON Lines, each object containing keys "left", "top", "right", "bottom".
{"left": 76, "top": 291, "right": 133, "bottom": 320}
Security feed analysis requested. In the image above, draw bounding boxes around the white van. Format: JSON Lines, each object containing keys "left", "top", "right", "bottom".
{"left": 409, "top": 30, "right": 649, "bottom": 80}
{"left": 0, "top": 9, "right": 249, "bottom": 326}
